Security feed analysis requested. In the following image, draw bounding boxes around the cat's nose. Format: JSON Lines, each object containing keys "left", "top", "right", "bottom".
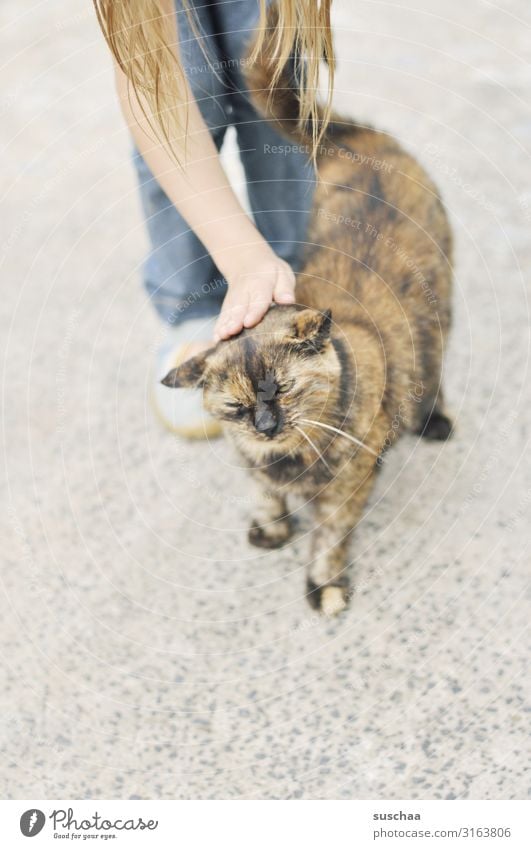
{"left": 255, "top": 407, "right": 282, "bottom": 437}
{"left": 258, "top": 421, "right": 282, "bottom": 438}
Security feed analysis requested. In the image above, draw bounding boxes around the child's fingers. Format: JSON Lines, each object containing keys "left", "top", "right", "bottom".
{"left": 243, "top": 287, "right": 272, "bottom": 328}
{"left": 215, "top": 305, "right": 247, "bottom": 340}
{"left": 215, "top": 261, "right": 296, "bottom": 341}
{"left": 214, "top": 288, "right": 249, "bottom": 340}
{"left": 273, "top": 266, "right": 296, "bottom": 305}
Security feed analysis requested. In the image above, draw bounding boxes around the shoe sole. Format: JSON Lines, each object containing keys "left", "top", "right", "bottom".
{"left": 150, "top": 388, "right": 223, "bottom": 440}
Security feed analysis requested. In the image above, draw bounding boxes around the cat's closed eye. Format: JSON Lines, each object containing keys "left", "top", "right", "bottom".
{"left": 277, "top": 380, "right": 295, "bottom": 395}
{"left": 225, "top": 402, "right": 249, "bottom": 419}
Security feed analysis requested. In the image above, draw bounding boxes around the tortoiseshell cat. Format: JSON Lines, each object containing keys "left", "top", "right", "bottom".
{"left": 163, "top": 17, "right": 453, "bottom": 615}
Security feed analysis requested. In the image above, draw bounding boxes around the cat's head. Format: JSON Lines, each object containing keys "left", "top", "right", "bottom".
{"left": 161, "top": 306, "right": 343, "bottom": 458}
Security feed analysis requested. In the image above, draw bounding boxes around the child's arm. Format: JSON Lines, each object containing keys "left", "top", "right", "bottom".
{"left": 113, "top": 29, "right": 296, "bottom": 340}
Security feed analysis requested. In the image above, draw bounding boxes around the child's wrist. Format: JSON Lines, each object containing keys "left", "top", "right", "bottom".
{"left": 215, "top": 238, "right": 275, "bottom": 281}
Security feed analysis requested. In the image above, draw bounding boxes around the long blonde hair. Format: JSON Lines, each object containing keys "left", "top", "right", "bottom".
{"left": 93, "top": 0, "right": 334, "bottom": 162}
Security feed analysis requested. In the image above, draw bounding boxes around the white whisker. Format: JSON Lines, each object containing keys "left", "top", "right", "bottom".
{"left": 294, "top": 424, "right": 333, "bottom": 473}
{"left": 298, "top": 418, "right": 380, "bottom": 458}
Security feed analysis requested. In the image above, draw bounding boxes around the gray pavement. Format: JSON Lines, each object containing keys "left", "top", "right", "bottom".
{"left": 1, "top": 0, "right": 529, "bottom": 799}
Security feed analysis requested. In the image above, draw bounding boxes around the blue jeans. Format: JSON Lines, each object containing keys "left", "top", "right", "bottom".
{"left": 133, "top": 0, "right": 315, "bottom": 326}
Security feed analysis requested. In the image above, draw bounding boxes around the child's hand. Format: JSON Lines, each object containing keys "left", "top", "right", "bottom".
{"left": 214, "top": 247, "right": 296, "bottom": 341}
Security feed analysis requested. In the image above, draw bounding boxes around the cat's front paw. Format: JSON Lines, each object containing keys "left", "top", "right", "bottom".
{"left": 248, "top": 517, "right": 292, "bottom": 549}
{"left": 306, "top": 580, "right": 350, "bottom": 616}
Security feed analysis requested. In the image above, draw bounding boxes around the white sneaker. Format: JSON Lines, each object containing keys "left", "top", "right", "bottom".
{"left": 151, "top": 318, "right": 222, "bottom": 440}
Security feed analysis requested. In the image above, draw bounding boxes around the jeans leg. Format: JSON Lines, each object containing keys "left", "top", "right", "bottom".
{"left": 233, "top": 103, "right": 315, "bottom": 271}
{"left": 212, "top": 0, "right": 316, "bottom": 270}
{"left": 134, "top": 146, "right": 230, "bottom": 325}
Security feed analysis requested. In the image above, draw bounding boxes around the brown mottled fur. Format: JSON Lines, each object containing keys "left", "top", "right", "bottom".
{"left": 163, "top": 12, "right": 453, "bottom": 614}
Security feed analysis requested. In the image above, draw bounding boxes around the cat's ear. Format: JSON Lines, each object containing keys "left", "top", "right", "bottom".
{"left": 161, "top": 347, "right": 215, "bottom": 389}
{"left": 289, "top": 308, "right": 332, "bottom": 351}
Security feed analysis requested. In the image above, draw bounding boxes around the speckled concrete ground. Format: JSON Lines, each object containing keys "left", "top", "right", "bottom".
{"left": 1, "top": 0, "right": 530, "bottom": 800}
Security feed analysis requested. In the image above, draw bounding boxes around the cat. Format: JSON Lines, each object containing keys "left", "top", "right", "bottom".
{"left": 162, "top": 15, "right": 453, "bottom": 616}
